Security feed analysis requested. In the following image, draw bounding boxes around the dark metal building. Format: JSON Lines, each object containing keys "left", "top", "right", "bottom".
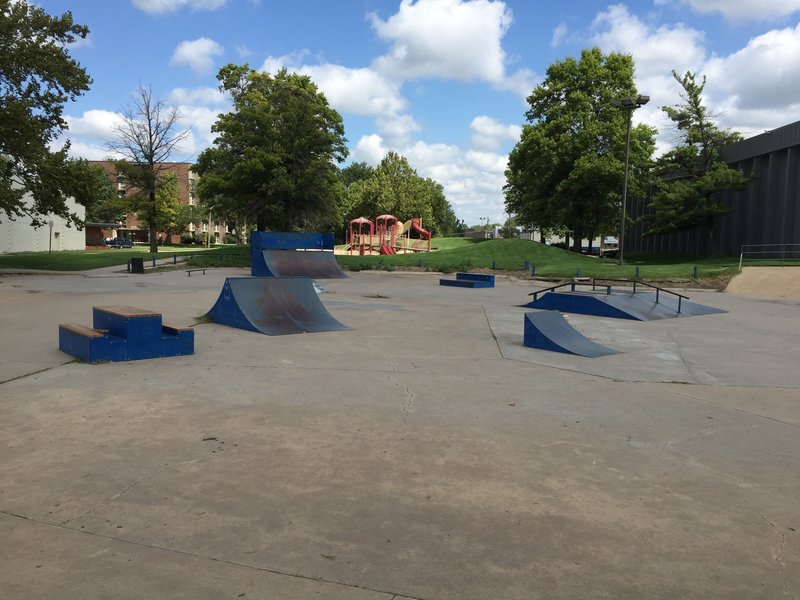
{"left": 627, "top": 119, "right": 800, "bottom": 256}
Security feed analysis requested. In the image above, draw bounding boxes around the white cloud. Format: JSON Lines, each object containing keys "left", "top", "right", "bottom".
{"left": 369, "top": 0, "right": 513, "bottom": 83}
{"left": 592, "top": 5, "right": 706, "bottom": 77}
{"left": 131, "top": 0, "right": 226, "bottom": 14}
{"left": 469, "top": 116, "right": 521, "bottom": 151}
{"left": 351, "top": 134, "right": 388, "bottom": 165}
{"left": 65, "top": 109, "right": 124, "bottom": 139}
{"left": 260, "top": 54, "right": 418, "bottom": 144}
{"left": 674, "top": 0, "right": 800, "bottom": 21}
{"left": 704, "top": 24, "right": 800, "bottom": 110}
{"left": 167, "top": 87, "right": 227, "bottom": 106}
{"left": 551, "top": 23, "right": 568, "bottom": 47}
{"left": 170, "top": 38, "right": 224, "bottom": 75}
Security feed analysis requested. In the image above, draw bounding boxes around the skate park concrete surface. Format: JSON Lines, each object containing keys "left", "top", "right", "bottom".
{"left": 0, "top": 266, "right": 798, "bottom": 599}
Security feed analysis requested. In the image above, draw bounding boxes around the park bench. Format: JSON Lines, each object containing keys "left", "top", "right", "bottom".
{"left": 185, "top": 268, "right": 206, "bottom": 276}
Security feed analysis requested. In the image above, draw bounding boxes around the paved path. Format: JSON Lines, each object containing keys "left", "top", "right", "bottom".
{"left": 1, "top": 268, "right": 798, "bottom": 599}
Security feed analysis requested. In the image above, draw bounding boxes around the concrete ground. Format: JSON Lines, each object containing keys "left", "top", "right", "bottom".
{"left": 0, "top": 266, "right": 798, "bottom": 599}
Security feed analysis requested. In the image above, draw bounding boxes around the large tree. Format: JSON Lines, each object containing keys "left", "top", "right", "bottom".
{"left": 504, "top": 48, "right": 656, "bottom": 251}
{"left": 109, "top": 84, "right": 189, "bottom": 253}
{"left": 343, "top": 151, "right": 456, "bottom": 235}
{"left": 1, "top": 0, "right": 92, "bottom": 227}
{"left": 641, "top": 71, "right": 749, "bottom": 250}
{"left": 194, "top": 65, "right": 348, "bottom": 233}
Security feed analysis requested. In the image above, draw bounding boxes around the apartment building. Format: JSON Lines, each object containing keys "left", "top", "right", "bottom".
{"left": 90, "top": 161, "right": 226, "bottom": 244}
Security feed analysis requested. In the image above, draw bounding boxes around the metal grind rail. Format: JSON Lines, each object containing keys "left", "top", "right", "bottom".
{"left": 529, "top": 278, "right": 690, "bottom": 313}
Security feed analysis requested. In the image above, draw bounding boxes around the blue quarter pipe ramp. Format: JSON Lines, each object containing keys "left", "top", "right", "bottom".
{"left": 526, "top": 291, "right": 726, "bottom": 321}
{"left": 250, "top": 231, "right": 347, "bottom": 278}
{"left": 206, "top": 277, "right": 349, "bottom": 335}
{"left": 524, "top": 311, "right": 620, "bottom": 357}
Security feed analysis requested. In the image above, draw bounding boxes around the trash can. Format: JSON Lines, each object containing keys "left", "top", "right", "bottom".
{"left": 130, "top": 257, "right": 144, "bottom": 274}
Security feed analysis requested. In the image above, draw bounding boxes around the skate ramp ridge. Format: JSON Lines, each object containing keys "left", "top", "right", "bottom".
{"left": 526, "top": 291, "right": 726, "bottom": 321}
{"left": 257, "top": 249, "right": 348, "bottom": 279}
{"left": 206, "top": 277, "right": 349, "bottom": 335}
{"left": 250, "top": 231, "right": 347, "bottom": 278}
{"left": 524, "top": 311, "right": 620, "bottom": 357}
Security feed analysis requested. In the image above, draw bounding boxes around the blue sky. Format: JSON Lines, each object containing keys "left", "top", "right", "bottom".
{"left": 39, "top": 0, "right": 800, "bottom": 225}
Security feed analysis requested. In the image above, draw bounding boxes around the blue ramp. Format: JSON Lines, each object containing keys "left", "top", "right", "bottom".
{"left": 256, "top": 249, "right": 347, "bottom": 279}
{"left": 526, "top": 291, "right": 726, "bottom": 321}
{"left": 206, "top": 277, "right": 348, "bottom": 335}
{"left": 524, "top": 311, "right": 620, "bottom": 357}
{"left": 250, "top": 231, "right": 346, "bottom": 278}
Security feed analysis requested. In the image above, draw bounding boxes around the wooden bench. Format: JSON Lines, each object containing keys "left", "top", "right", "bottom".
{"left": 185, "top": 268, "right": 206, "bottom": 276}
{"left": 59, "top": 323, "right": 106, "bottom": 337}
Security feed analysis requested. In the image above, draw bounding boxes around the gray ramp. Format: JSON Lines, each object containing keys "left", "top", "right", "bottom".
{"left": 261, "top": 250, "right": 347, "bottom": 279}
{"left": 206, "top": 277, "right": 348, "bottom": 335}
{"left": 524, "top": 311, "right": 621, "bottom": 357}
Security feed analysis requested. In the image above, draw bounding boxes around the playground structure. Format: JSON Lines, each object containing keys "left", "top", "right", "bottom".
{"left": 347, "top": 214, "right": 431, "bottom": 255}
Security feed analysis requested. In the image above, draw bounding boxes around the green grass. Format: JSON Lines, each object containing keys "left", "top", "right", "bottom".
{"left": 337, "top": 237, "right": 743, "bottom": 281}
{"left": 0, "top": 245, "right": 238, "bottom": 271}
{"left": 3, "top": 237, "right": 793, "bottom": 283}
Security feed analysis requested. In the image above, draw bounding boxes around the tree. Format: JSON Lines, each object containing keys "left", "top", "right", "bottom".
{"left": 70, "top": 161, "right": 118, "bottom": 222}
{"left": 641, "top": 71, "right": 749, "bottom": 251}
{"left": 1, "top": 0, "right": 92, "bottom": 227}
{"left": 342, "top": 151, "right": 457, "bottom": 235}
{"left": 109, "top": 84, "right": 189, "bottom": 253}
{"left": 194, "top": 65, "right": 348, "bottom": 233}
{"left": 340, "top": 162, "right": 375, "bottom": 187}
{"left": 504, "top": 48, "right": 656, "bottom": 251}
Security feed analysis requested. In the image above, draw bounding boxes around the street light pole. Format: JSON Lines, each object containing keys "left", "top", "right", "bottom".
{"left": 611, "top": 94, "right": 649, "bottom": 266}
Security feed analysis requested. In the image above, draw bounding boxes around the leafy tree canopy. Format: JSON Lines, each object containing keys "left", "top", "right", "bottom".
{"left": 343, "top": 151, "right": 457, "bottom": 236}
{"left": 641, "top": 71, "right": 749, "bottom": 239}
{"left": 194, "top": 65, "right": 348, "bottom": 233}
{"left": 1, "top": 0, "right": 92, "bottom": 227}
{"left": 504, "top": 48, "right": 656, "bottom": 250}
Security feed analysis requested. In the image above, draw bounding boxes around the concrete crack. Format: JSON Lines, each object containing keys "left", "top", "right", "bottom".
{"left": 0, "top": 510, "right": 426, "bottom": 600}
{"left": 60, "top": 458, "right": 206, "bottom": 526}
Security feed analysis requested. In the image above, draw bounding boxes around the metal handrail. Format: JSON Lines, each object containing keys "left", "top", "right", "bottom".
{"left": 739, "top": 243, "right": 800, "bottom": 270}
{"left": 529, "top": 278, "right": 689, "bottom": 313}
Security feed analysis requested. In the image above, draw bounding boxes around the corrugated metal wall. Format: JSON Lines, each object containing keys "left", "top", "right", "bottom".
{"left": 627, "top": 120, "right": 800, "bottom": 256}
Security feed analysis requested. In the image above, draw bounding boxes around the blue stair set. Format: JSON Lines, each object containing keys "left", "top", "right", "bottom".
{"left": 59, "top": 305, "right": 194, "bottom": 363}
{"left": 440, "top": 273, "right": 495, "bottom": 288}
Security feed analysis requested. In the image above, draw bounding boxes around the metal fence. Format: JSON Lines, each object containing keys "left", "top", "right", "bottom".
{"left": 738, "top": 243, "right": 800, "bottom": 270}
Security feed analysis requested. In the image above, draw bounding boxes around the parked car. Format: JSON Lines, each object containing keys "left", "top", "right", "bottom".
{"left": 105, "top": 238, "right": 133, "bottom": 248}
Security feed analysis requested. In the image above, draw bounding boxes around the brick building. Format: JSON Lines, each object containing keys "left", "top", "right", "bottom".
{"left": 90, "top": 161, "right": 226, "bottom": 244}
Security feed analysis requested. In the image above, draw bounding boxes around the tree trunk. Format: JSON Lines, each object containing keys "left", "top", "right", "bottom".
{"left": 148, "top": 191, "right": 158, "bottom": 254}
{"left": 572, "top": 227, "right": 583, "bottom": 253}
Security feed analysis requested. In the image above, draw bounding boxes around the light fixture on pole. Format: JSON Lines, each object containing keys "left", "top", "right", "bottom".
{"left": 610, "top": 94, "right": 649, "bottom": 266}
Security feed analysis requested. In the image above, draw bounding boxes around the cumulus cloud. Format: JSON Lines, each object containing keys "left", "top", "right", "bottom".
{"left": 671, "top": 0, "right": 800, "bottom": 21}
{"left": 351, "top": 134, "right": 388, "bottom": 165}
{"left": 65, "top": 109, "right": 124, "bottom": 139}
{"left": 131, "top": 0, "right": 226, "bottom": 14}
{"left": 470, "top": 116, "right": 521, "bottom": 150}
{"left": 592, "top": 5, "right": 706, "bottom": 77}
{"left": 170, "top": 38, "right": 224, "bottom": 75}
{"left": 704, "top": 24, "right": 800, "bottom": 109}
{"left": 260, "top": 53, "right": 418, "bottom": 144}
{"left": 369, "top": 0, "right": 512, "bottom": 83}
{"left": 167, "top": 87, "right": 228, "bottom": 106}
